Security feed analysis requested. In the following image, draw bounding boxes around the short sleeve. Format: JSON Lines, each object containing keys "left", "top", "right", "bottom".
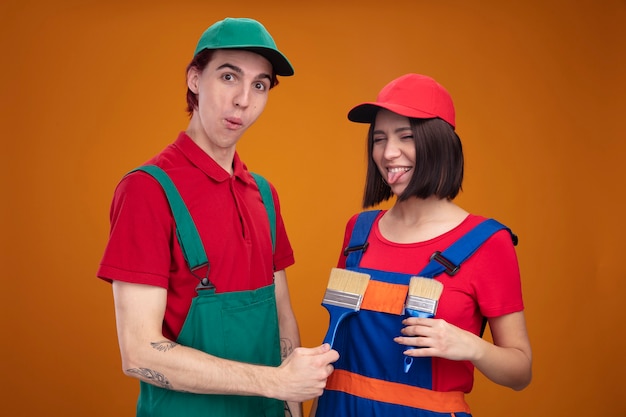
{"left": 268, "top": 182, "right": 295, "bottom": 272}
{"left": 97, "top": 171, "right": 174, "bottom": 288}
{"left": 470, "top": 229, "right": 524, "bottom": 317}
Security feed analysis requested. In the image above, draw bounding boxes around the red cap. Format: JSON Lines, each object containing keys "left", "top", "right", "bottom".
{"left": 347, "top": 73, "right": 455, "bottom": 128}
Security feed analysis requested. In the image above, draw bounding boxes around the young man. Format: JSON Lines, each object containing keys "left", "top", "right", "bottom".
{"left": 97, "top": 17, "right": 338, "bottom": 417}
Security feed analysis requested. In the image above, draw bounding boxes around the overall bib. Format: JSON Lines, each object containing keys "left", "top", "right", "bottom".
{"left": 315, "top": 210, "right": 516, "bottom": 417}
{"left": 132, "top": 166, "right": 284, "bottom": 417}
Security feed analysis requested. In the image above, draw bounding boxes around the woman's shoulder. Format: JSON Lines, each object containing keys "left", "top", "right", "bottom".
{"left": 457, "top": 214, "right": 518, "bottom": 250}
{"left": 345, "top": 209, "right": 386, "bottom": 230}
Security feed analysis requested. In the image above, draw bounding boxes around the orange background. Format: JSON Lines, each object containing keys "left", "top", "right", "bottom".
{"left": 1, "top": 0, "right": 625, "bottom": 415}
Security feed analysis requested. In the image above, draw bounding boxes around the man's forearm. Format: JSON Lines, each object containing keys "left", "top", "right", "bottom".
{"left": 122, "top": 339, "right": 283, "bottom": 397}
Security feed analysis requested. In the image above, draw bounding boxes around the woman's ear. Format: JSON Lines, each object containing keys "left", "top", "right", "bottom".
{"left": 187, "top": 67, "right": 200, "bottom": 94}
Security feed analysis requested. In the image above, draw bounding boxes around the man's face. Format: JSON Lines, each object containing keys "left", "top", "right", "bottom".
{"left": 187, "top": 49, "right": 273, "bottom": 154}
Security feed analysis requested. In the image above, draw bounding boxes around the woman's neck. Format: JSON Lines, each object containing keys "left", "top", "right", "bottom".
{"left": 378, "top": 197, "right": 469, "bottom": 243}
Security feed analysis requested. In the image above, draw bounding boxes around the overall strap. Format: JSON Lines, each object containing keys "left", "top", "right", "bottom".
{"left": 250, "top": 172, "right": 276, "bottom": 252}
{"left": 421, "top": 218, "right": 518, "bottom": 338}
{"left": 130, "top": 165, "right": 208, "bottom": 271}
{"left": 343, "top": 210, "right": 381, "bottom": 268}
{"left": 418, "top": 218, "right": 517, "bottom": 278}
{"left": 128, "top": 166, "right": 278, "bottom": 274}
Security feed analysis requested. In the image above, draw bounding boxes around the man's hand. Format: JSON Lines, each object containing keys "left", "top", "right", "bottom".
{"left": 272, "top": 344, "right": 339, "bottom": 402}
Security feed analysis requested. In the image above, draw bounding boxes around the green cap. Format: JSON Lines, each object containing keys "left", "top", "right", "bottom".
{"left": 193, "top": 17, "right": 294, "bottom": 76}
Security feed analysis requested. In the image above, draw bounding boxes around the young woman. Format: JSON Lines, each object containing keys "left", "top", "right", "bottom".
{"left": 312, "top": 73, "right": 532, "bottom": 417}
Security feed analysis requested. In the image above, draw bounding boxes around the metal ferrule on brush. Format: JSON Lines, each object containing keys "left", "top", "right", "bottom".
{"left": 323, "top": 288, "right": 364, "bottom": 310}
{"left": 405, "top": 295, "right": 437, "bottom": 315}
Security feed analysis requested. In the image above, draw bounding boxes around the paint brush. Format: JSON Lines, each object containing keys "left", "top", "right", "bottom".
{"left": 321, "top": 267, "right": 371, "bottom": 347}
{"left": 403, "top": 276, "right": 444, "bottom": 373}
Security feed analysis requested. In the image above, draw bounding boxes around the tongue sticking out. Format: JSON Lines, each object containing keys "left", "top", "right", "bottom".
{"left": 387, "top": 169, "right": 407, "bottom": 185}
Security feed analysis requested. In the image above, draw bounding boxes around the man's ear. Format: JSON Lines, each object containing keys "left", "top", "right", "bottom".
{"left": 187, "top": 67, "right": 200, "bottom": 94}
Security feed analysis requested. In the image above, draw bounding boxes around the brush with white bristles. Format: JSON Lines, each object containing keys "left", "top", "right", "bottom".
{"left": 321, "top": 267, "right": 371, "bottom": 347}
{"left": 403, "top": 276, "right": 444, "bottom": 373}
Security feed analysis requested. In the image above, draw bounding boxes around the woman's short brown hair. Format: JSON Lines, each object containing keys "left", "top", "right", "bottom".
{"left": 362, "top": 117, "right": 464, "bottom": 208}
{"left": 185, "top": 49, "right": 280, "bottom": 117}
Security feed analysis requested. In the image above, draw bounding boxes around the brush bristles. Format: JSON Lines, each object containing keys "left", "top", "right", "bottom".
{"left": 408, "top": 276, "right": 444, "bottom": 300}
{"left": 327, "top": 268, "right": 370, "bottom": 295}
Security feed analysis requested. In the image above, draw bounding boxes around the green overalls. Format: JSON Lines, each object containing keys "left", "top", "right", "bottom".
{"left": 132, "top": 166, "right": 284, "bottom": 417}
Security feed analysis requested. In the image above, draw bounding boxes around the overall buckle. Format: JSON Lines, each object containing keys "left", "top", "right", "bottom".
{"left": 430, "top": 251, "right": 460, "bottom": 276}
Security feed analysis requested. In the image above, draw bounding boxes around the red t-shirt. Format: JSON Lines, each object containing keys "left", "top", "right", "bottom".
{"left": 97, "top": 132, "right": 295, "bottom": 340}
{"left": 337, "top": 211, "right": 524, "bottom": 393}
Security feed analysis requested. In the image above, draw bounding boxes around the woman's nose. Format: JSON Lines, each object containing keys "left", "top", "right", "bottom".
{"left": 383, "top": 139, "right": 402, "bottom": 159}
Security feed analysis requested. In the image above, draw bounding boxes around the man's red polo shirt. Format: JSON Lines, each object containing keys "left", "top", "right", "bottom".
{"left": 98, "top": 132, "right": 295, "bottom": 340}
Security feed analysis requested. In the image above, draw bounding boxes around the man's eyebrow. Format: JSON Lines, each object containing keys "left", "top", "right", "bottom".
{"left": 216, "top": 63, "right": 243, "bottom": 74}
{"left": 216, "top": 63, "right": 272, "bottom": 82}
{"left": 256, "top": 72, "right": 273, "bottom": 82}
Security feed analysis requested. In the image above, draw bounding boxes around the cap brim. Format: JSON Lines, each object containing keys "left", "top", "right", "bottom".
{"left": 239, "top": 46, "right": 294, "bottom": 76}
{"left": 348, "top": 102, "right": 438, "bottom": 123}
{"left": 242, "top": 47, "right": 294, "bottom": 77}
{"left": 195, "top": 45, "right": 294, "bottom": 76}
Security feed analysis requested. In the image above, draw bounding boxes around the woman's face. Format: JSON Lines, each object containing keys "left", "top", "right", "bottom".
{"left": 371, "top": 109, "right": 416, "bottom": 196}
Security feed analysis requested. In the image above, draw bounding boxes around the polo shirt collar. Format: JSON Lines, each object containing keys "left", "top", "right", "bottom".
{"left": 173, "top": 132, "right": 252, "bottom": 184}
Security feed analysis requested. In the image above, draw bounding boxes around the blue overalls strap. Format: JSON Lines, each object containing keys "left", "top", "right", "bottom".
{"left": 343, "top": 210, "right": 381, "bottom": 268}
{"left": 250, "top": 172, "right": 276, "bottom": 252}
{"left": 130, "top": 165, "right": 208, "bottom": 271}
{"left": 418, "top": 218, "right": 517, "bottom": 278}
